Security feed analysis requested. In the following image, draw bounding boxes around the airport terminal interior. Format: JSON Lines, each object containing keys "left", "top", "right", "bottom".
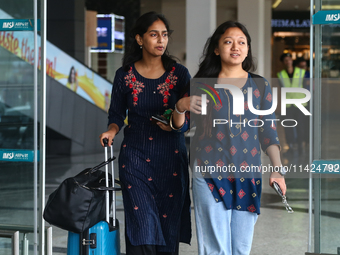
{"left": 1, "top": 0, "right": 340, "bottom": 254}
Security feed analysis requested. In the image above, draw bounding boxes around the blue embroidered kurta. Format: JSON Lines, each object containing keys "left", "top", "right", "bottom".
{"left": 192, "top": 74, "right": 280, "bottom": 214}
{"left": 108, "top": 63, "right": 191, "bottom": 252}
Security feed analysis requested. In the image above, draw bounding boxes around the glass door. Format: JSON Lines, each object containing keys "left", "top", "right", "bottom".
{"left": 311, "top": 0, "right": 340, "bottom": 254}
{"left": 0, "top": 1, "right": 47, "bottom": 254}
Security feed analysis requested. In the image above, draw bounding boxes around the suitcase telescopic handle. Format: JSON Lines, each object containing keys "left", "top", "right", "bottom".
{"left": 110, "top": 143, "right": 116, "bottom": 227}
{"left": 102, "top": 138, "right": 117, "bottom": 226}
{"left": 103, "top": 138, "right": 110, "bottom": 223}
{"left": 103, "top": 138, "right": 114, "bottom": 147}
{"left": 103, "top": 138, "right": 109, "bottom": 147}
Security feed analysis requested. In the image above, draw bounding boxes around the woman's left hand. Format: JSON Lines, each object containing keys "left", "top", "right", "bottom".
{"left": 269, "top": 172, "right": 286, "bottom": 195}
{"left": 176, "top": 96, "right": 209, "bottom": 115}
{"left": 157, "top": 122, "right": 172, "bottom": 131}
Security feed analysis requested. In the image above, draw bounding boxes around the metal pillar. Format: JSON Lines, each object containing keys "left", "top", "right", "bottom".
{"left": 38, "top": 0, "right": 47, "bottom": 254}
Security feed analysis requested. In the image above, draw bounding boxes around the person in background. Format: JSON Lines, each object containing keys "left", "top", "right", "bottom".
{"left": 66, "top": 66, "right": 78, "bottom": 92}
{"left": 99, "top": 12, "right": 191, "bottom": 255}
{"left": 277, "top": 53, "right": 307, "bottom": 153}
{"left": 294, "top": 56, "right": 310, "bottom": 149}
{"left": 294, "top": 57, "right": 310, "bottom": 79}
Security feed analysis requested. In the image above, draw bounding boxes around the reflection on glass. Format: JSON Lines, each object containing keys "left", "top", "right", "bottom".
{"left": 319, "top": 19, "right": 340, "bottom": 253}
{"left": 0, "top": 36, "right": 35, "bottom": 229}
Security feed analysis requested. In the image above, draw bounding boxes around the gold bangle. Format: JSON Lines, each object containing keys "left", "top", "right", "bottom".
{"left": 169, "top": 112, "right": 184, "bottom": 131}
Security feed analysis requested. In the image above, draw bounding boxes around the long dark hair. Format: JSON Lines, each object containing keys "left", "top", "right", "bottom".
{"left": 122, "top": 11, "right": 176, "bottom": 72}
{"left": 193, "top": 21, "right": 256, "bottom": 138}
{"left": 68, "top": 66, "right": 76, "bottom": 83}
{"left": 194, "top": 20, "right": 255, "bottom": 78}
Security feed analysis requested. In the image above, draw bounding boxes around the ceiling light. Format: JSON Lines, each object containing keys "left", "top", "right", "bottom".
{"left": 322, "top": 5, "right": 340, "bottom": 9}
{"left": 272, "top": 0, "right": 282, "bottom": 9}
{"left": 312, "top": 5, "right": 340, "bottom": 9}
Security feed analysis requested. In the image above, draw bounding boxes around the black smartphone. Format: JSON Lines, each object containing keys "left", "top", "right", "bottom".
{"left": 151, "top": 115, "right": 169, "bottom": 125}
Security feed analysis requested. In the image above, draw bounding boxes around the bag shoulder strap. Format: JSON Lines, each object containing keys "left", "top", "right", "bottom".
{"left": 89, "top": 156, "right": 116, "bottom": 173}
{"left": 249, "top": 72, "right": 266, "bottom": 109}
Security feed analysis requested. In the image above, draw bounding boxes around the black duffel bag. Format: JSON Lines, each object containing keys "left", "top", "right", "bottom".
{"left": 43, "top": 157, "right": 120, "bottom": 233}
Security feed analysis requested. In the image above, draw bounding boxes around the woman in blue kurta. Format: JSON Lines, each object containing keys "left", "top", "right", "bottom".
{"left": 99, "top": 12, "right": 191, "bottom": 255}
{"left": 173, "top": 21, "right": 287, "bottom": 255}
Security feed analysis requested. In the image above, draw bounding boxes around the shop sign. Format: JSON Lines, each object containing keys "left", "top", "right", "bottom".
{"left": 0, "top": 149, "right": 37, "bottom": 162}
{"left": 272, "top": 19, "right": 310, "bottom": 28}
{"left": 0, "top": 19, "right": 40, "bottom": 31}
{"left": 313, "top": 10, "right": 340, "bottom": 24}
{"left": 272, "top": 11, "right": 310, "bottom": 31}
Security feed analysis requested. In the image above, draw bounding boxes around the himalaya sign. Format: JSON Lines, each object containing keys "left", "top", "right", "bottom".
{"left": 0, "top": 149, "right": 36, "bottom": 162}
{"left": 271, "top": 19, "right": 310, "bottom": 28}
{"left": 0, "top": 19, "right": 40, "bottom": 31}
{"left": 313, "top": 10, "right": 340, "bottom": 25}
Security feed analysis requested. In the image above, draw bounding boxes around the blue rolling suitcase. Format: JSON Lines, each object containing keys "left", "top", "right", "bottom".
{"left": 67, "top": 139, "right": 121, "bottom": 255}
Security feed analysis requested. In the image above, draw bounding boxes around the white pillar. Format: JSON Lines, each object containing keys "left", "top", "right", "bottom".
{"left": 238, "top": 0, "right": 270, "bottom": 78}
{"left": 264, "top": 0, "right": 272, "bottom": 79}
{"left": 186, "top": 0, "right": 216, "bottom": 76}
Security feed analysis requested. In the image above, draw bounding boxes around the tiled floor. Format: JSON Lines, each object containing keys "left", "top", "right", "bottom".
{"left": 47, "top": 148, "right": 313, "bottom": 255}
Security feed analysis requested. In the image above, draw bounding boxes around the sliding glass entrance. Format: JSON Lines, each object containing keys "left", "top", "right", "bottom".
{"left": 311, "top": 1, "right": 340, "bottom": 254}
{"left": 0, "top": 1, "right": 48, "bottom": 254}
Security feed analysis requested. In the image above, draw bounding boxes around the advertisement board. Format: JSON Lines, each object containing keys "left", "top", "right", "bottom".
{"left": 0, "top": 9, "right": 113, "bottom": 111}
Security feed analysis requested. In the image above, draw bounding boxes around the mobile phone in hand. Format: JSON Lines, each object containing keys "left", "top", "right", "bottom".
{"left": 151, "top": 115, "right": 169, "bottom": 125}
{"left": 272, "top": 181, "right": 284, "bottom": 198}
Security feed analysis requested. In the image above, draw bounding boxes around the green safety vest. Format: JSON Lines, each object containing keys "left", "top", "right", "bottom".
{"left": 277, "top": 67, "right": 306, "bottom": 108}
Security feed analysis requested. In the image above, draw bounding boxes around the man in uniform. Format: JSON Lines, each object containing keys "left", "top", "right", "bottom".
{"left": 277, "top": 53, "right": 307, "bottom": 154}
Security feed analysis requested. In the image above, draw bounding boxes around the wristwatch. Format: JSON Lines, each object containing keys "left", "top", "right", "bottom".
{"left": 280, "top": 166, "right": 287, "bottom": 176}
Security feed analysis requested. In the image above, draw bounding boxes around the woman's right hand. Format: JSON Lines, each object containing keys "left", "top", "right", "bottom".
{"left": 99, "top": 123, "right": 119, "bottom": 147}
